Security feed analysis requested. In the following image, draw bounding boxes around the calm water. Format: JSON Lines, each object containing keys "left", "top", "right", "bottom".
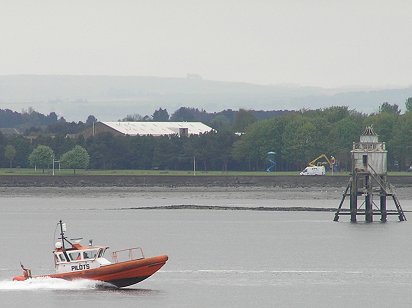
{"left": 1, "top": 188, "right": 412, "bottom": 307}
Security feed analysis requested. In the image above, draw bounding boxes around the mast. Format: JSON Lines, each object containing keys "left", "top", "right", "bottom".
{"left": 59, "top": 220, "right": 66, "bottom": 250}
{"left": 58, "top": 220, "right": 71, "bottom": 261}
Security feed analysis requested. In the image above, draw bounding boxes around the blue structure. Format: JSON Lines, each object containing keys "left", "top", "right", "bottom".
{"left": 266, "top": 151, "right": 276, "bottom": 172}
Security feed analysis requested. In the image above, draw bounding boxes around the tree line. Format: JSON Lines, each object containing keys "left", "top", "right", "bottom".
{"left": 0, "top": 106, "right": 292, "bottom": 135}
{"left": 1, "top": 102, "right": 412, "bottom": 172}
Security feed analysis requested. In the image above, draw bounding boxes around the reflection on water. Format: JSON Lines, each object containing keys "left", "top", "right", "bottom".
{"left": 97, "top": 287, "right": 161, "bottom": 296}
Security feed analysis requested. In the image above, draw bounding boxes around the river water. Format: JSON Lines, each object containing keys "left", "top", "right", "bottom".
{"left": 1, "top": 187, "right": 412, "bottom": 307}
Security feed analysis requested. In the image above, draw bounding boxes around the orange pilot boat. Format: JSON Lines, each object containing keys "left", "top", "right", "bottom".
{"left": 13, "top": 220, "right": 168, "bottom": 288}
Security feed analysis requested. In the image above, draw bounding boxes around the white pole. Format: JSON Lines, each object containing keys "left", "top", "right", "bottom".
{"left": 52, "top": 155, "right": 55, "bottom": 176}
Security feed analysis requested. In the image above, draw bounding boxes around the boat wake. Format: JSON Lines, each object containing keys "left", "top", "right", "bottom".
{"left": 0, "top": 277, "right": 106, "bottom": 291}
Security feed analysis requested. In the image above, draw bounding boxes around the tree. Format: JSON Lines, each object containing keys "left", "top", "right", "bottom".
{"left": 28, "top": 145, "right": 54, "bottom": 173}
{"left": 233, "top": 109, "right": 256, "bottom": 133}
{"left": 61, "top": 145, "right": 90, "bottom": 174}
{"left": 281, "top": 116, "right": 318, "bottom": 168}
{"left": 232, "top": 116, "right": 287, "bottom": 171}
{"left": 121, "top": 114, "right": 148, "bottom": 121}
{"left": 86, "top": 115, "right": 98, "bottom": 125}
{"left": 328, "top": 115, "right": 365, "bottom": 170}
{"left": 364, "top": 112, "right": 397, "bottom": 144}
{"left": 322, "top": 106, "right": 350, "bottom": 123}
{"left": 379, "top": 102, "right": 400, "bottom": 114}
{"left": 10, "top": 136, "right": 31, "bottom": 168}
{"left": 46, "top": 112, "right": 58, "bottom": 124}
{"left": 170, "top": 107, "right": 196, "bottom": 121}
{"left": 4, "top": 145, "right": 16, "bottom": 168}
{"left": 391, "top": 112, "right": 412, "bottom": 170}
{"left": 213, "top": 130, "right": 238, "bottom": 171}
{"left": 210, "top": 114, "right": 231, "bottom": 130}
{"left": 406, "top": 97, "right": 412, "bottom": 112}
{"left": 152, "top": 108, "right": 169, "bottom": 121}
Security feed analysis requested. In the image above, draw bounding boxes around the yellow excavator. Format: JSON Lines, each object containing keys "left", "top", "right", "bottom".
{"left": 300, "top": 154, "right": 335, "bottom": 176}
{"left": 308, "top": 154, "right": 335, "bottom": 168}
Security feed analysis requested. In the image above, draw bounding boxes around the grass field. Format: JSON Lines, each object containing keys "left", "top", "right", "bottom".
{"left": 0, "top": 168, "right": 363, "bottom": 176}
{"left": 0, "top": 168, "right": 301, "bottom": 176}
{"left": 0, "top": 168, "right": 411, "bottom": 177}
{"left": 1, "top": 167, "right": 411, "bottom": 177}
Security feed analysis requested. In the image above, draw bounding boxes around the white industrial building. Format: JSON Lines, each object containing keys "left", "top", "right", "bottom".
{"left": 81, "top": 121, "right": 214, "bottom": 138}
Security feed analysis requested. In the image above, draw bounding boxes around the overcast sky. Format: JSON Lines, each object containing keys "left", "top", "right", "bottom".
{"left": 1, "top": 0, "right": 412, "bottom": 88}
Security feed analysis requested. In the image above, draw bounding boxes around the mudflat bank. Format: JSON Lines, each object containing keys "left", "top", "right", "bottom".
{"left": 1, "top": 176, "right": 412, "bottom": 210}
{"left": 0, "top": 174, "right": 411, "bottom": 188}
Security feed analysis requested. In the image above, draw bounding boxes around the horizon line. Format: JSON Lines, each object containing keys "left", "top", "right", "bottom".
{"left": 0, "top": 74, "right": 410, "bottom": 91}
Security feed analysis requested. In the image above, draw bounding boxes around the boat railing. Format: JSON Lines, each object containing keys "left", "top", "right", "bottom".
{"left": 112, "top": 247, "right": 145, "bottom": 263}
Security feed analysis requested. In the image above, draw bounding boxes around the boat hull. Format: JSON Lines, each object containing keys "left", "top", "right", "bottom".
{"left": 14, "top": 255, "right": 168, "bottom": 288}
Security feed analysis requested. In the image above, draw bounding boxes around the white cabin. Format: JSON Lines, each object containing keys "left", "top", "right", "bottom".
{"left": 53, "top": 242, "right": 111, "bottom": 273}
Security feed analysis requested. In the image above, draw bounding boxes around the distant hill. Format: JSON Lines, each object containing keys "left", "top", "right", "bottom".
{"left": 0, "top": 75, "right": 411, "bottom": 121}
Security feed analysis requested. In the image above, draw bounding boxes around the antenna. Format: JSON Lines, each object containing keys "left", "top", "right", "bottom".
{"left": 59, "top": 220, "right": 66, "bottom": 250}
{"left": 58, "top": 220, "right": 72, "bottom": 262}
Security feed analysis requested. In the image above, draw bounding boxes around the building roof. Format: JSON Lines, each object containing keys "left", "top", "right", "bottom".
{"left": 101, "top": 121, "right": 213, "bottom": 136}
{"left": 362, "top": 126, "right": 377, "bottom": 136}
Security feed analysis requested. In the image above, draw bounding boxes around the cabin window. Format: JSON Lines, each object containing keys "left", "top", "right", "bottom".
{"left": 54, "top": 253, "right": 67, "bottom": 263}
{"left": 58, "top": 253, "right": 66, "bottom": 262}
{"left": 83, "top": 250, "right": 98, "bottom": 260}
{"left": 69, "top": 252, "right": 82, "bottom": 261}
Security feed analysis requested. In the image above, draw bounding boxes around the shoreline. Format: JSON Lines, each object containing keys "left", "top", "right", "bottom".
{"left": 1, "top": 175, "right": 412, "bottom": 204}
{"left": 1, "top": 174, "right": 411, "bottom": 188}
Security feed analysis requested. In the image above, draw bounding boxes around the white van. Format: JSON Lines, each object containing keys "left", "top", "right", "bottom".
{"left": 300, "top": 166, "right": 325, "bottom": 176}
